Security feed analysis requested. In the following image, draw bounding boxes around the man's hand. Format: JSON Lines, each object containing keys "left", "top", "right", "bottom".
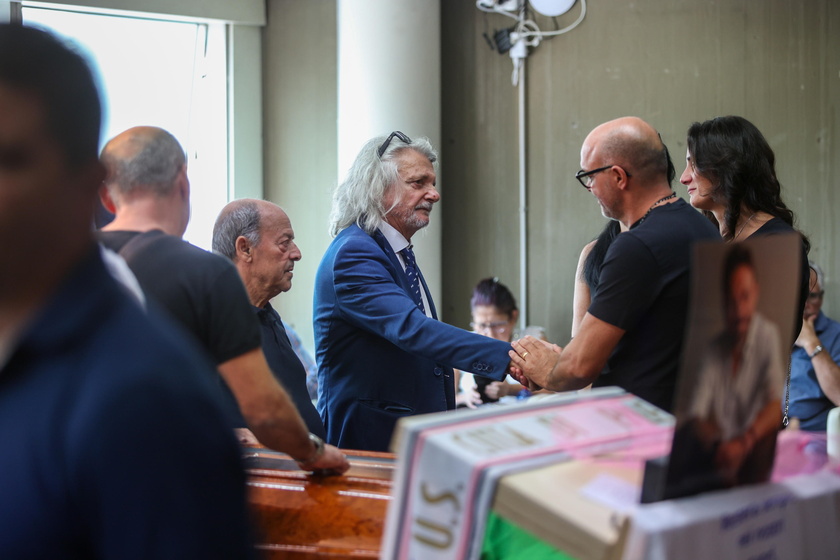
{"left": 508, "top": 365, "right": 541, "bottom": 391}
{"left": 301, "top": 444, "right": 350, "bottom": 475}
{"left": 508, "top": 336, "right": 562, "bottom": 389}
{"left": 234, "top": 428, "right": 261, "bottom": 447}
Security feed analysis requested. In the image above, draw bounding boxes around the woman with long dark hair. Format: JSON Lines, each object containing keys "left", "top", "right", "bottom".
{"left": 680, "top": 115, "right": 810, "bottom": 333}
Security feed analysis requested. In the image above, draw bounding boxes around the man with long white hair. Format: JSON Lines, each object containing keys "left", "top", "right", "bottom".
{"left": 314, "top": 132, "right": 513, "bottom": 452}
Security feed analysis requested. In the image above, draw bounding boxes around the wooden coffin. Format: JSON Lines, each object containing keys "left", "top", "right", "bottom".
{"left": 244, "top": 448, "right": 395, "bottom": 559}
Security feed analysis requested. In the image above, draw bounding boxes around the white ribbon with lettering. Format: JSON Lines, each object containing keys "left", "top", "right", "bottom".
{"left": 382, "top": 388, "right": 674, "bottom": 559}
{"left": 623, "top": 469, "right": 840, "bottom": 560}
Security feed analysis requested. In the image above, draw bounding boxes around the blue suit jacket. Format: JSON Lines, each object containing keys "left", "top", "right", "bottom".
{"left": 313, "top": 225, "right": 510, "bottom": 451}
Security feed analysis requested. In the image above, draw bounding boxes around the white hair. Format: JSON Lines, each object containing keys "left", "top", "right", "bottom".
{"left": 809, "top": 261, "right": 825, "bottom": 291}
{"left": 329, "top": 134, "right": 437, "bottom": 237}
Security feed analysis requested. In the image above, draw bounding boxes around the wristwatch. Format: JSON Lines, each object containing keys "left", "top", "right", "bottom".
{"left": 809, "top": 345, "right": 824, "bottom": 359}
{"left": 296, "top": 432, "right": 325, "bottom": 470}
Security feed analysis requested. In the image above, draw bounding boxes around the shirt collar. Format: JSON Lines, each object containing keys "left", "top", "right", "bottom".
{"left": 5, "top": 247, "right": 113, "bottom": 367}
{"left": 378, "top": 221, "right": 410, "bottom": 254}
{"left": 254, "top": 301, "right": 279, "bottom": 324}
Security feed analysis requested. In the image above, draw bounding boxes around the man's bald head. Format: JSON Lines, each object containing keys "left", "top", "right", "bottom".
{"left": 582, "top": 117, "right": 669, "bottom": 184}
{"left": 101, "top": 126, "right": 186, "bottom": 202}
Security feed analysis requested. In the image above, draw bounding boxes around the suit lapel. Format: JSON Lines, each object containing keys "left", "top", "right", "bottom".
{"left": 371, "top": 228, "right": 436, "bottom": 319}
{"left": 371, "top": 229, "right": 413, "bottom": 293}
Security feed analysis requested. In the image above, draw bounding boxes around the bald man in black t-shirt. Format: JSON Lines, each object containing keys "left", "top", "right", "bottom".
{"left": 510, "top": 117, "right": 720, "bottom": 412}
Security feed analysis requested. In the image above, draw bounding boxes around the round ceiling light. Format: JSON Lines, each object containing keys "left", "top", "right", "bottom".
{"left": 529, "top": 0, "right": 576, "bottom": 17}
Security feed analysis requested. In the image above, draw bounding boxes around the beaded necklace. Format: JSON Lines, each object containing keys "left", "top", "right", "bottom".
{"left": 631, "top": 192, "right": 677, "bottom": 228}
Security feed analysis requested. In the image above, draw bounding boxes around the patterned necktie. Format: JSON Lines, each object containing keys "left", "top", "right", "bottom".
{"left": 400, "top": 245, "right": 426, "bottom": 314}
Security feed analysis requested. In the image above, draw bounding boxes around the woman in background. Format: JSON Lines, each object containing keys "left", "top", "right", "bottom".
{"left": 680, "top": 115, "right": 809, "bottom": 333}
{"left": 456, "top": 278, "right": 528, "bottom": 407}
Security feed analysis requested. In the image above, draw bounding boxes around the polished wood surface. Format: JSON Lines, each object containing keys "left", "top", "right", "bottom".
{"left": 244, "top": 448, "right": 395, "bottom": 559}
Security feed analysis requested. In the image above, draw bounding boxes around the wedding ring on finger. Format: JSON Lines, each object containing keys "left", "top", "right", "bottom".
{"left": 522, "top": 352, "right": 529, "bottom": 359}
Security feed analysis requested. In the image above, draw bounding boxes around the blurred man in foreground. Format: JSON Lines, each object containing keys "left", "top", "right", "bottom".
{"left": 0, "top": 24, "right": 252, "bottom": 557}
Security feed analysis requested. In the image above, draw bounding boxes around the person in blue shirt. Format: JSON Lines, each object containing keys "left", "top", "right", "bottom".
{"left": 281, "top": 319, "right": 320, "bottom": 402}
{"left": 791, "top": 262, "right": 840, "bottom": 431}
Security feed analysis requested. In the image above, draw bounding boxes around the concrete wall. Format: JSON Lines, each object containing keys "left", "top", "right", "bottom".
{"left": 263, "top": 0, "right": 839, "bottom": 349}
{"left": 439, "top": 0, "right": 839, "bottom": 342}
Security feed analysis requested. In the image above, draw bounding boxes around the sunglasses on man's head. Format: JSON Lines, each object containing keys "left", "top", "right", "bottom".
{"left": 377, "top": 131, "right": 411, "bottom": 158}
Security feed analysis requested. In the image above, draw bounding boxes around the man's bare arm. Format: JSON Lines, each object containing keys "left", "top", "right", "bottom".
{"left": 510, "top": 312, "right": 624, "bottom": 391}
{"left": 571, "top": 240, "right": 596, "bottom": 339}
{"left": 218, "top": 347, "right": 349, "bottom": 473}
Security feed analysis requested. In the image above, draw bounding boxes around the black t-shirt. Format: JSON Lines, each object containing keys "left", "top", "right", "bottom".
{"left": 98, "top": 230, "right": 262, "bottom": 426}
{"left": 98, "top": 230, "right": 261, "bottom": 364}
{"left": 588, "top": 199, "right": 720, "bottom": 412}
{"left": 750, "top": 217, "right": 809, "bottom": 340}
{"left": 256, "top": 304, "right": 326, "bottom": 438}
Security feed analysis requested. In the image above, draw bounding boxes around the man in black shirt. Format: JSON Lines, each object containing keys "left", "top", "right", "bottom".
{"left": 510, "top": 117, "right": 720, "bottom": 412}
{"left": 213, "top": 198, "right": 326, "bottom": 438}
{"left": 97, "top": 126, "right": 347, "bottom": 473}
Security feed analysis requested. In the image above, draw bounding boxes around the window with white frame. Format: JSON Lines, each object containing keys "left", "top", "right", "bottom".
{"left": 22, "top": 4, "right": 229, "bottom": 250}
